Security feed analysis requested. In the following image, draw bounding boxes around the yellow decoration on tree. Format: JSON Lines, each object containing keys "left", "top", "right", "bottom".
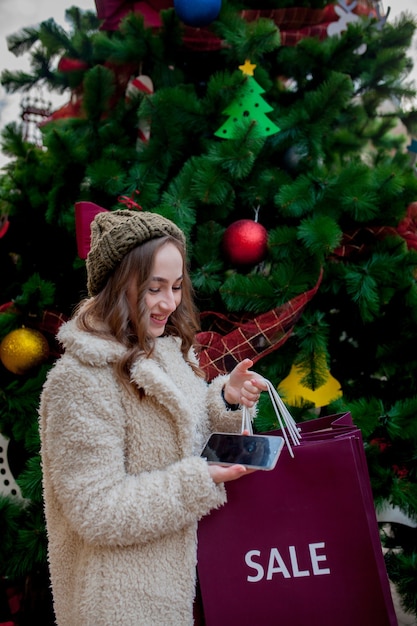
{"left": 278, "top": 359, "right": 342, "bottom": 408}
{"left": 238, "top": 59, "right": 256, "bottom": 76}
{"left": 0, "top": 327, "right": 49, "bottom": 375}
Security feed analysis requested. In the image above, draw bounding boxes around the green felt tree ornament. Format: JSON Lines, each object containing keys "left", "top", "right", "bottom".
{"left": 215, "top": 59, "right": 281, "bottom": 140}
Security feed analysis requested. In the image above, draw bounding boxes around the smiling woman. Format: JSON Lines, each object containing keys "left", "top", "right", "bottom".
{"left": 38, "top": 208, "right": 267, "bottom": 625}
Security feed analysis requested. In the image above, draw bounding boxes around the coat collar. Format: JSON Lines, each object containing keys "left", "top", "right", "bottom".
{"left": 57, "top": 319, "right": 196, "bottom": 446}
{"left": 130, "top": 338, "right": 198, "bottom": 450}
{"left": 130, "top": 339, "right": 190, "bottom": 411}
{"left": 57, "top": 318, "right": 125, "bottom": 366}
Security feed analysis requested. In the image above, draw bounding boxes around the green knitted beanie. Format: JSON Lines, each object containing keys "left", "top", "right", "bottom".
{"left": 86, "top": 210, "right": 186, "bottom": 296}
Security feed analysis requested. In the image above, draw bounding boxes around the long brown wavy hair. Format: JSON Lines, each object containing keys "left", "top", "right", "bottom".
{"left": 75, "top": 235, "right": 205, "bottom": 391}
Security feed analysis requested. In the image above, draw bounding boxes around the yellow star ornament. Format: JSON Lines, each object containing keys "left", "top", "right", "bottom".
{"left": 239, "top": 59, "right": 256, "bottom": 76}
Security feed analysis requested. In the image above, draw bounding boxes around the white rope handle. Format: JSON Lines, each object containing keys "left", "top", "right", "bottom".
{"left": 264, "top": 379, "right": 301, "bottom": 458}
{"left": 241, "top": 405, "right": 254, "bottom": 435}
{"left": 241, "top": 377, "right": 301, "bottom": 458}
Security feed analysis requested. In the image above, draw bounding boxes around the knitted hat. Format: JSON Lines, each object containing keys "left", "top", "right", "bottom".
{"left": 86, "top": 210, "right": 186, "bottom": 296}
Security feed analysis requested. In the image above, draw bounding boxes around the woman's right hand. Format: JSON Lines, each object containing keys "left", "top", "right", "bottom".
{"left": 208, "top": 464, "right": 256, "bottom": 484}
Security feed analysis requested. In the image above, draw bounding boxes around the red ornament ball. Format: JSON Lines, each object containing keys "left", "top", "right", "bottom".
{"left": 222, "top": 219, "right": 268, "bottom": 266}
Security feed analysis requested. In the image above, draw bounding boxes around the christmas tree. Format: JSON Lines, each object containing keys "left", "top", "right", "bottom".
{"left": 1, "top": 0, "right": 417, "bottom": 621}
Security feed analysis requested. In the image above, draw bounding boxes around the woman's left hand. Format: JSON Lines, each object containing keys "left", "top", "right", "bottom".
{"left": 223, "top": 359, "right": 268, "bottom": 408}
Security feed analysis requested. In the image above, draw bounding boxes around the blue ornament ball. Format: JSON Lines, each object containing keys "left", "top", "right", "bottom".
{"left": 174, "top": 0, "right": 221, "bottom": 27}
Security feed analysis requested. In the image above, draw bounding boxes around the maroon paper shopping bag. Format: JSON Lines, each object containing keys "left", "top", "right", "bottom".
{"left": 197, "top": 413, "right": 397, "bottom": 626}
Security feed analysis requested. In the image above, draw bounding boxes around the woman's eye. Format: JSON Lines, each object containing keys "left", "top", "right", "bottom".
{"left": 148, "top": 287, "right": 160, "bottom": 293}
{"left": 173, "top": 285, "right": 183, "bottom": 291}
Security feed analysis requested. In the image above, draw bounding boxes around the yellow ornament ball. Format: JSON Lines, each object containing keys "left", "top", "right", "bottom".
{"left": 0, "top": 327, "right": 49, "bottom": 375}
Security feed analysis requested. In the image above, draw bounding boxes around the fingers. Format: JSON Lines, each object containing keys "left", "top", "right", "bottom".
{"left": 208, "top": 463, "right": 256, "bottom": 484}
{"left": 239, "top": 377, "right": 267, "bottom": 407}
{"left": 226, "top": 361, "right": 267, "bottom": 407}
{"left": 233, "top": 358, "right": 254, "bottom": 376}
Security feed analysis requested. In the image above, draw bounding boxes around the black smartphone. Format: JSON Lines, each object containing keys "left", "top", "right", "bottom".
{"left": 201, "top": 432, "right": 284, "bottom": 471}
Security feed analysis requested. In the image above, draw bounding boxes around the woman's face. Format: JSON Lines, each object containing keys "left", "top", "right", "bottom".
{"left": 139, "top": 242, "right": 184, "bottom": 338}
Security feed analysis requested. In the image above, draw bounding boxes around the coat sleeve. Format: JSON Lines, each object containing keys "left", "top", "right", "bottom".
{"left": 39, "top": 358, "right": 227, "bottom": 549}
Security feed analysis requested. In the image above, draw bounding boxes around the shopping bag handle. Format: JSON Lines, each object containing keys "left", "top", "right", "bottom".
{"left": 241, "top": 378, "right": 301, "bottom": 458}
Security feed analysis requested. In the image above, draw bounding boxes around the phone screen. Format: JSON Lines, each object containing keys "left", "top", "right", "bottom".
{"left": 201, "top": 433, "right": 284, "bottom": 471}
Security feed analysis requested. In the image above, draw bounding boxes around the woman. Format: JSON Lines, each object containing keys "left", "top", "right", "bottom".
{"left": 39, "top": 209, "right": 266, "bottom": 625}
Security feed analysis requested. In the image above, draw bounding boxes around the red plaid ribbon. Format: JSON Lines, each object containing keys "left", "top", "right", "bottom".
{"left": 332, "top": 203, "right": 417, "bottom": 259}
{"left": 196, "top": 271, "right": 322, "bottom": 381}
{"left": 37, "top": 310, "right": 68, "bottom": 357}
{"left": 95, "top": 1, "right": 376, "bottom": 48}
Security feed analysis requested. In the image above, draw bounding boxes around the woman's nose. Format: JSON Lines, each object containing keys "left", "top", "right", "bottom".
{"left": 160, "top": 290, "right": 177, "bottom": 311}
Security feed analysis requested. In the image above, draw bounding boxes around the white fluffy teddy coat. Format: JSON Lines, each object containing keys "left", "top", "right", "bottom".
{"left": 39, "top": 317, "right": 246, "bottom": 626}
